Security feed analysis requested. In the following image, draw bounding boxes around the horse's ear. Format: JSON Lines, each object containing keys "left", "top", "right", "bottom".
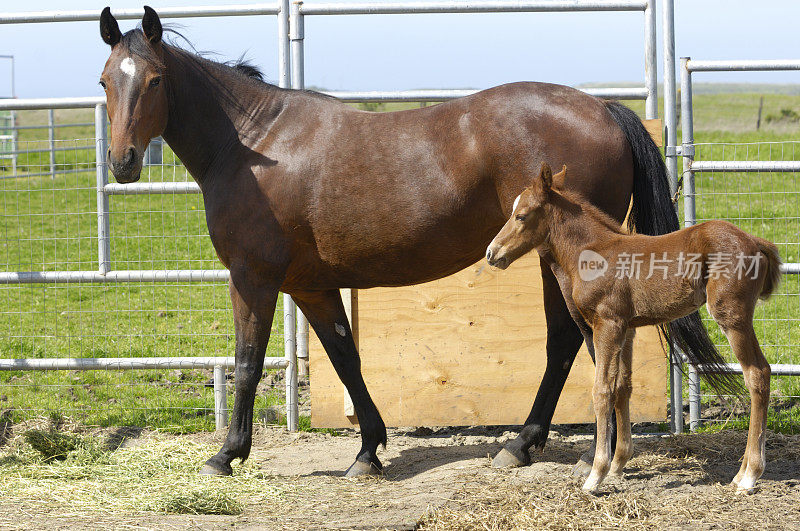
{"left": 100, "top": 7, "right": 122, "bottom": 47}
{"left": 142, "top": 5, "right": 163, "bottom": 45}
{"left": 538, "top": 162, "right": 553, "bottom": 192}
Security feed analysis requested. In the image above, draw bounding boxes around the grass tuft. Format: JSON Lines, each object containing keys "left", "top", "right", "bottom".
{"left": 23, "top": 429, "right": 80, "bottom": 462}
{"left": 157, "top": 488, "right": 243, "bottom": 515}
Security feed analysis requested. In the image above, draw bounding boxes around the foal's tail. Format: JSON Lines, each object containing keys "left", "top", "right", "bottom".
{"left": 756, "top": 238, "right": 782, "bottom": 300}
{"left": 604, "top": 100, "right": 746, "bottom": 399}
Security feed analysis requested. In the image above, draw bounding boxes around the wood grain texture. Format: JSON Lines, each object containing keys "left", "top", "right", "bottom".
{"left": 310, "top": 253, "right": 668, "bottom": 428}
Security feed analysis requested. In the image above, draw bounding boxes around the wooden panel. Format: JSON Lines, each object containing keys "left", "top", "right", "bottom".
{"left": 310, "top": 253, "right": 668, "bottom": 428}
{"left": 643, "top": 118, "right": 663, "bottom": 147}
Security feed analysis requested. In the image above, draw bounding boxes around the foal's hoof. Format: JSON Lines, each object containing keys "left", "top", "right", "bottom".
{"left": 571, "top": 453, "right": 593, "bottom": 478}
{"left": 492, "top": 447, "right": 529, "bottom": 468}
{"left": 199, "top": 460, "right": 232, "bottom": 476}
{"left": 344, "top": 459, "right": 382, "bottom": 477}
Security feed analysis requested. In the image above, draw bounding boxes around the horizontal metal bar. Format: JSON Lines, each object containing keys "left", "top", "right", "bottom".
{"left": 10, "top": 122, "right": 93, "bottom": 130}
{"left": 104, "top": 182, "right": 200, "bottom": 195}
{"left": 0, "top": 86, "right": 648, "bottom": 114}
{"left": 781, "top": 263, "right": 800, "bottom": 275}
{"left": 326, "top": 86, "right": 648, "bottom": 102}
{"left": 0, "top": 4, "right": 280, "bottom": 24}
{"left": 689, "top": 160, "right": 800, "bottom": 172}
{"left": 0, "top": 97, "right": 103, "bottom": 110}
{"left": 695, "top": 363, "right": 800, "bottom": 377}
{"left": 0, "top": 169, "right": 92, "bottom": 180}
{"left": 0, "top": 269, "right": 229, "bottom": 284}
{"left": 301, "top": 0, "right": 648, "bottom": 15}
{"left": 686, "top": 59, "right": 800, "bottom": 73}
{"left": 2, "top": 145, "right": 93, "bottom": 156}
{"left": 0, "top": 356, "right": 289, "bottom": 371}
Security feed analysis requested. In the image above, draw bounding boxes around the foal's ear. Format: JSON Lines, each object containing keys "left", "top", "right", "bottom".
{"left": 538, "top": 162, "right": 553, "bottom": 192}
{"left": 142, "top": 5, "right": 163, "bottom": 45}
{"left": 100, "top": 7, "right": 122, "bottom": 47}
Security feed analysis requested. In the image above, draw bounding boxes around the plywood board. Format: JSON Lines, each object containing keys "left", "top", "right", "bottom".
{"left": 643, "top": 119, "right": 663, "bottom": 147}
{"left": 310, "top": 253, "right": 668, "bottom": 428}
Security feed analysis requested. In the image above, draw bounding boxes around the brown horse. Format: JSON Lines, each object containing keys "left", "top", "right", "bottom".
{"left": 98, "top": 7, "right": 723, "bottom": 478}
{"left": 487, "top": 163, "right": 781, "bottom": 493}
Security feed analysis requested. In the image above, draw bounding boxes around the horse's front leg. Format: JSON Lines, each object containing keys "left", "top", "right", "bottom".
{"left": 583, "top": 318, "right": 626, "bottom": 493}
{"left": 292, "top": 289, "right": 386, "bottom": 476}
{"left": 493, "top": 259, "right": 584, "bottom": 468}
{"left": 201, "top": 275, "right": 278, "bottom": 476}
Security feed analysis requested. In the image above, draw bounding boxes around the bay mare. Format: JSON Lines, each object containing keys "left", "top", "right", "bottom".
{"left": 487, "top": 163, "right": 780, "bottom": 493}
{"left": 98, "top": 7, "right": 728, "bottom": 477}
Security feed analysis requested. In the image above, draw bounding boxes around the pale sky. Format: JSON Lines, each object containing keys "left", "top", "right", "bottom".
{"left": 1, "top": 1, "right": 799, "bottom": 99}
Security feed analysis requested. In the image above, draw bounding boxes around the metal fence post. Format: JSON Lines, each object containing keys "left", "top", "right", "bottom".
{"left": 278, "top": 0, "right": 291, "bottom": 90}
{"left": 48, "top": 109, "right": 55, "bottom": 179}
{"left": 661, "top": 0, "right": 684, "bottom": 435}
{"left": 283, "top": 293, "right": 298, "bottom": 431}
{"left": 94, "top": 103, "right": 111, "bottom": 275}
{"left": 643, "top": 0, "right": 657, "bottom": 119}
{"left": 680, "top": 56, "right": 701, "bottom": 431}
{"left": 214, "top": 365, "right": 228, "bottom": 429}
{"left": 290, "top": 1, "right": 304, "bottom": 91}
{"left": 289, "top": 0, "right": 310, "bottom": 377}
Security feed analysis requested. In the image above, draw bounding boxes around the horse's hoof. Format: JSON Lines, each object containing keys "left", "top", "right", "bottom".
{"left": 572, "top": 456, "right": 593, "bottom": 478}
{"left": 492, "top": 447, "right": 528, "bottom": 468}
{"left": 199, "top": 461, "right": 232, "bottom": 476}
{"left": 344, "top": 459, "right": 382, "bottom": 477}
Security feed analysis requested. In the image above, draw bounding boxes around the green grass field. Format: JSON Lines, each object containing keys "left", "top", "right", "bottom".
{"left": 1, "top": 91, "right": 800, "bottom": 433}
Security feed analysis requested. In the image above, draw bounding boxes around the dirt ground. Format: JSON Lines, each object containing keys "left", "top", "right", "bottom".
{"left": 2, "top": 423, "right": 800, "bottom": 530}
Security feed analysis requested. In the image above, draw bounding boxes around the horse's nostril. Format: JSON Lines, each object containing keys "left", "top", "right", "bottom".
{"left": 486, "top": 249, "right": 493, "bottom": 262}
{"left": 124, "top": 147, "right": 136, "bottom": 165}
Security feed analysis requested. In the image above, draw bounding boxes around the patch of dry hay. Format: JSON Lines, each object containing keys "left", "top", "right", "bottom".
{"left": 418, "top": 477, "right": 656, "bottom": 530}
{"left": 420, "top": 431, "right": 800, "bottom": 530}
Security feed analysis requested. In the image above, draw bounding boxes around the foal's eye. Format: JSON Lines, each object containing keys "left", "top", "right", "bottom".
{"left": 99, "top": 80, "right": 107, "bottom": 90}
{"left": 149, "top": 77, "right": 161, "bottom": 88}
{"left": 515, "top": 214, "right": 526, "bottom": 222}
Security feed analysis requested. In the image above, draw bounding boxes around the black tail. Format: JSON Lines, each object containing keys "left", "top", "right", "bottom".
{"left": 604, "top": 100, "right": 745, "bottom": 398}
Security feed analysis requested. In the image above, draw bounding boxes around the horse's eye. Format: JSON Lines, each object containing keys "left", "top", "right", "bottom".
{"left": 515, "top": 214, "right": 526, "bottom": 222}
{"left": 99, "top": 80, "right": 107, "bottom": 90}
{"left": 149, "top": 77, "right": 161, "bottom": 88}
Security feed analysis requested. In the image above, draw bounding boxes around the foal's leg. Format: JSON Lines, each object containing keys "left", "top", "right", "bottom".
{"left": 292, "top": 289, "right": 387, "bottom": 476}
{"left": 724, "top": 326, "right": 770, "bottom": 492}
{"left": 583, "top": 319, "right": 626, "bottom": 493}
{"left": 609, "top": 329, "right": 635, "bottom": 476}
{"left": 709, "top": 292, "right": 770, "bottom": 493}
{"left": 493, "top": 261, "right": 585, "bottom": 468}
{"left": 202, "top": 278, "right": 278, "bottom": 476}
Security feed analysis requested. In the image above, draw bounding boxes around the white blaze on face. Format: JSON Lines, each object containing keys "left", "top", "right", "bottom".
{"left": 120, "top": 57, "right": 136, "bottom": 78}
{"left": 512, "top": 194, "right": 521, "bottom": 216}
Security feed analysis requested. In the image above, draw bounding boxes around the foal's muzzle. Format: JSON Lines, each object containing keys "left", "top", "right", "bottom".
{"left": 486, "top": 248, "right": 509, "bottom": 270}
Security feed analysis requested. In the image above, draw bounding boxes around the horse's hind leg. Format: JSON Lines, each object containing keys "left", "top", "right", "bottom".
{"left": 202, "top": 277, "right": 279, "bottom": 476}
{"left": 292, "top": 289, "right": 386, "bottom": 476}
{"left": 493, "top": 261, "right": 585, "bottom": 468}
{"left": 609, "top": 329, "right": 635, "bottom": 476}
{"left": 722, "top": 325, "right": 769, "bottom": 493}
{"left": 709, "top": 289, "right": 770, "bottom": 493}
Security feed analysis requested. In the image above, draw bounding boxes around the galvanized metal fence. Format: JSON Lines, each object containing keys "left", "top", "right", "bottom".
{"left": 673, "top": 58, "right": 800, "bottom": 432}
{"left": 0, "top": 3, "right": 299, "bottom": 432}
{"left": 0, "top": 0, "right": 660, "bottom": 433}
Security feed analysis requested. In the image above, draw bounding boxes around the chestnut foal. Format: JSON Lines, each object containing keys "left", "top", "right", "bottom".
{"left": 487, "top": 163, "right": 781, "bottom": 494}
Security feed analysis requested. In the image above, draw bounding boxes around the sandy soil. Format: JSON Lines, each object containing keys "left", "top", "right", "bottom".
{"left": 2, "top": 424, "right": 799, "bottom": 530}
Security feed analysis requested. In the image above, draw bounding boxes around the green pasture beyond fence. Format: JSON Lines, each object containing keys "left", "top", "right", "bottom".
{"left": 1, "top": 95, "right": 800, "bottom": 433}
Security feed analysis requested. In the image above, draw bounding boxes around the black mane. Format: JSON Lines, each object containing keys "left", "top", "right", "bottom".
{"left": 119, "top": 28, "right": 267, "bottom": 84}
